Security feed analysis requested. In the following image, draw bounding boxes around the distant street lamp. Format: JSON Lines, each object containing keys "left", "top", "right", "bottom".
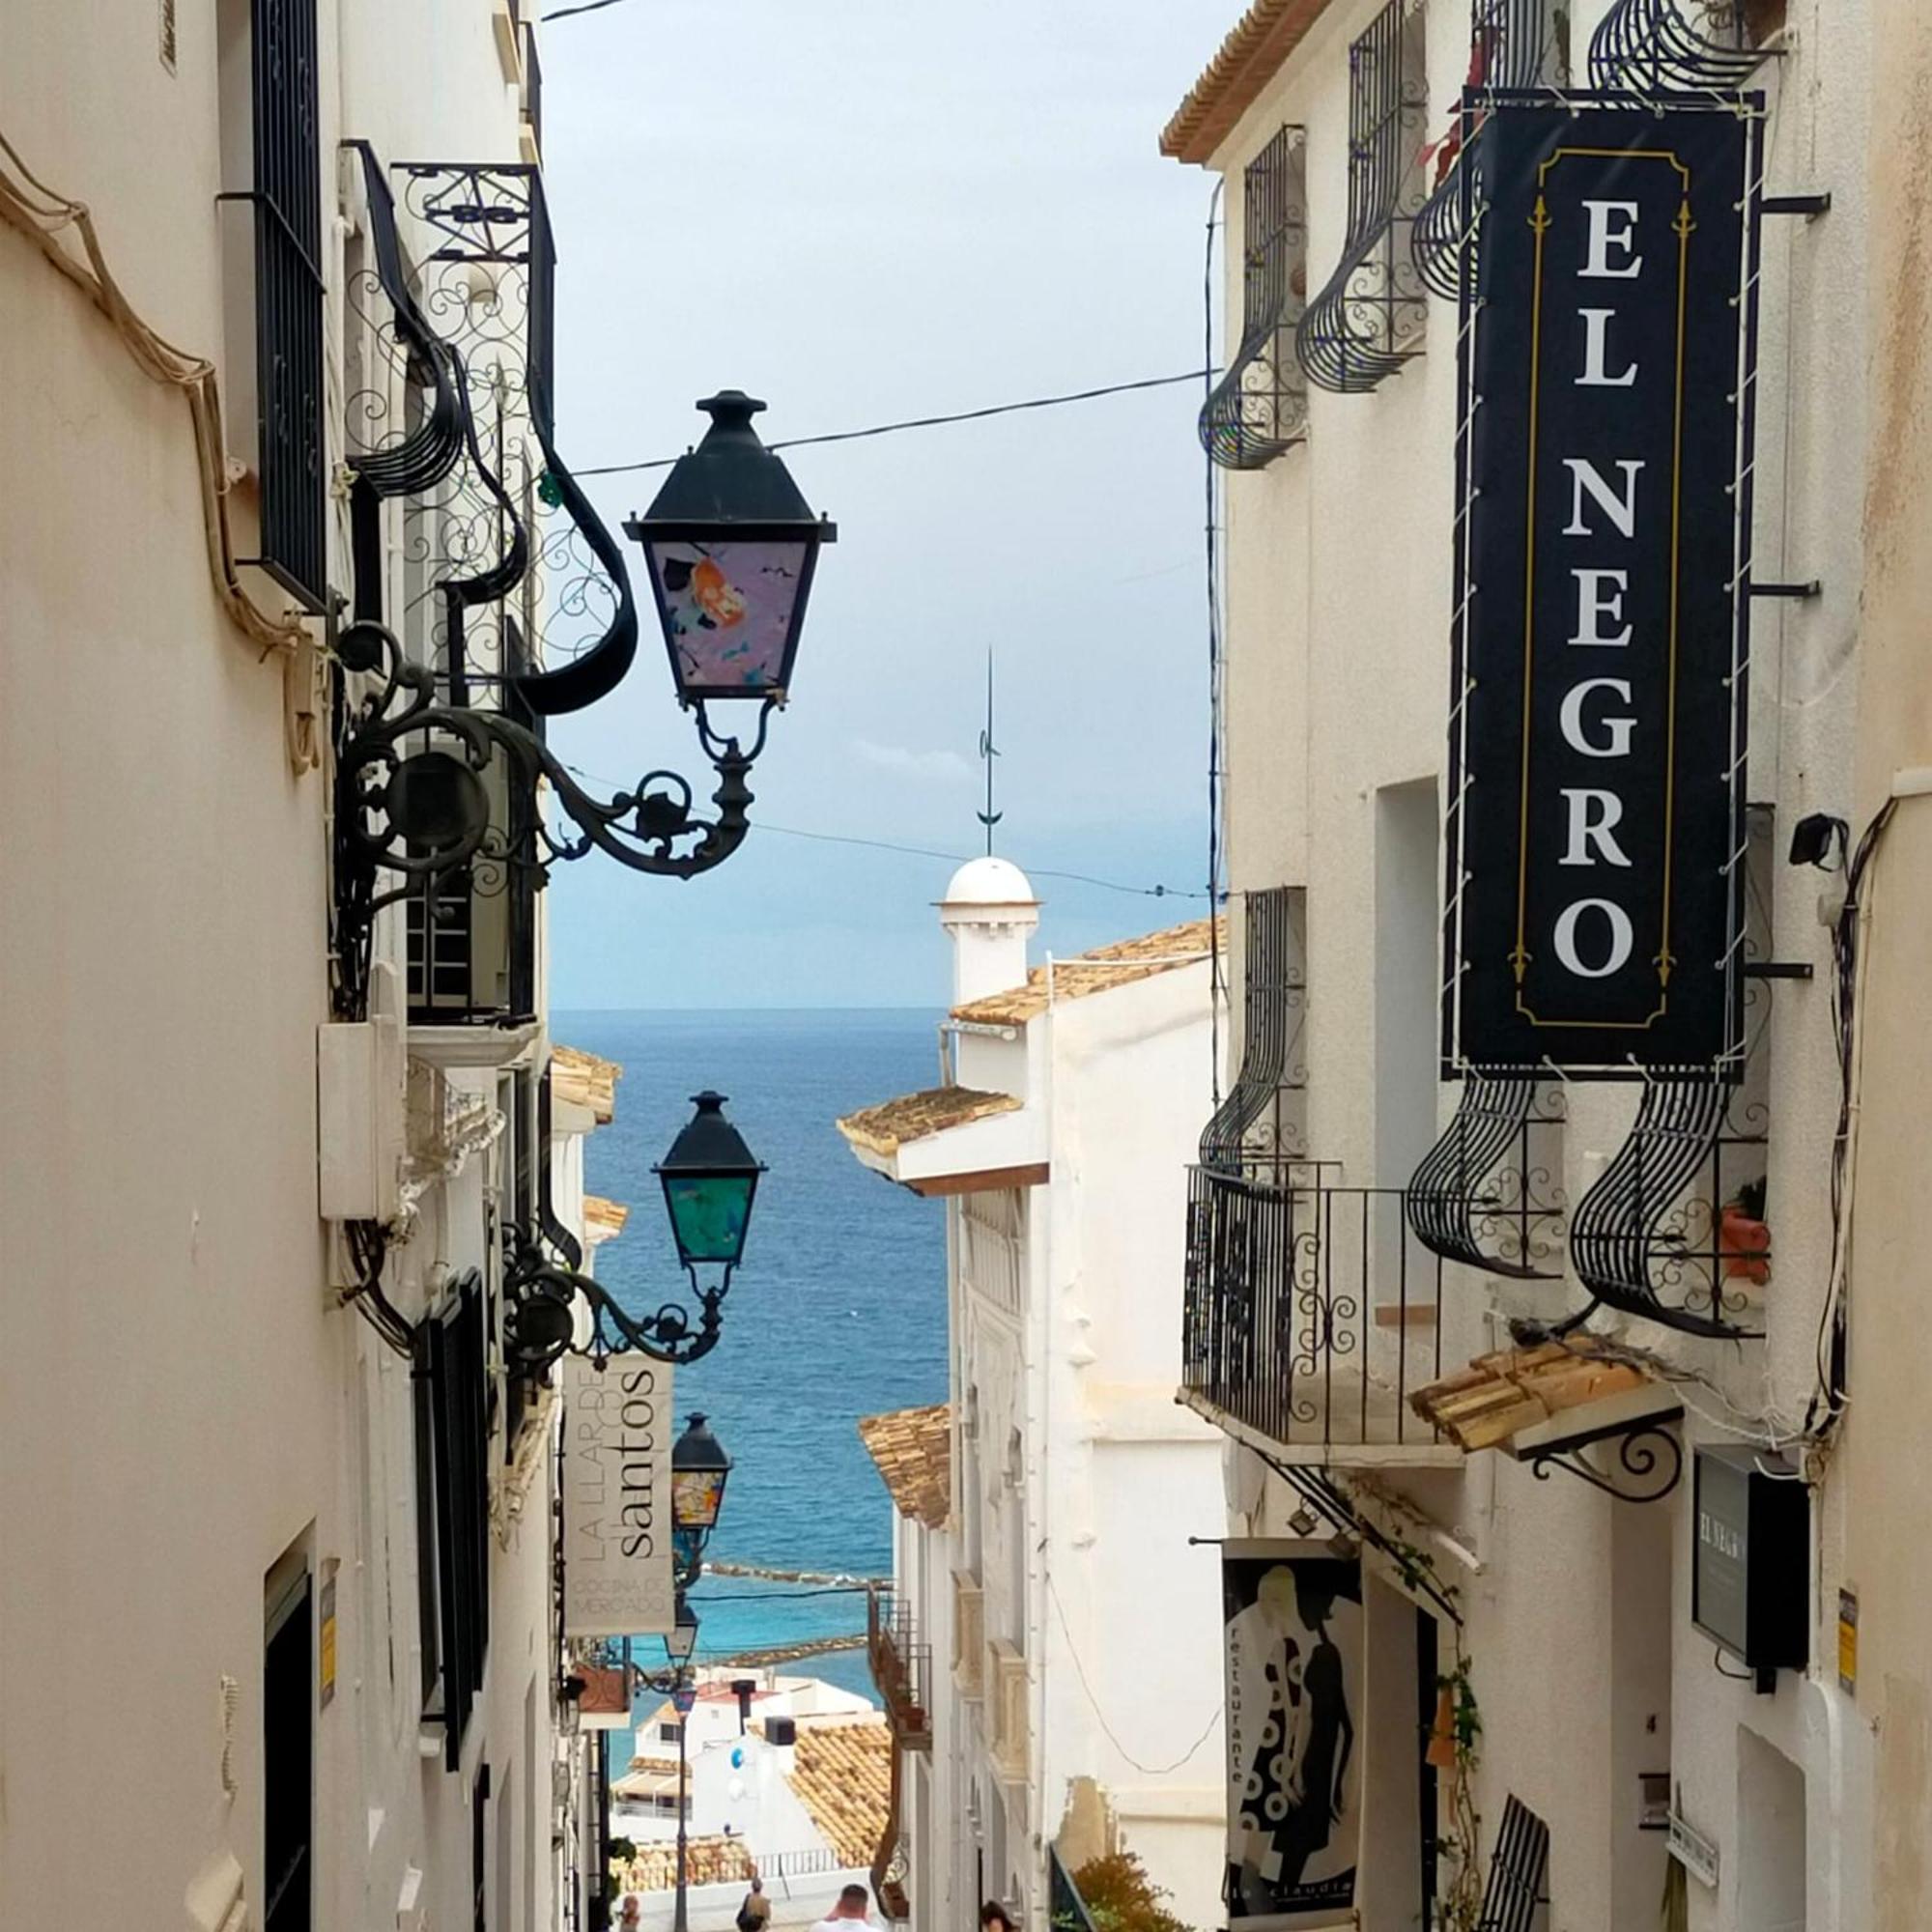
{"left": 507, "top": 1094, "right": 766, "bottom": 1366}
{"left": 670, "top": 1412, "right": 732, "bottom": 1591}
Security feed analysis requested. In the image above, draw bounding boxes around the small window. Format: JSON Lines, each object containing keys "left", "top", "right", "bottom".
{"left": 660, "top": 1722, "right": 681, "bottom": 1745}
{"left": 216, "top": 0, "right": 326, "bottom": 608}
{"left": 415, "top": 1272, "right": 491, "bottom": 1768}
{"left": 264, "top": 1556, "right": 313, "bottom": 1932}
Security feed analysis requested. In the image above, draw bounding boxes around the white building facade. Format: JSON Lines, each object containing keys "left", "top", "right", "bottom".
{"left": 842, "top": 862, "right": 1229, "bottom": 1932}
{"left": 0, "top": 7, "right": 644, "bottom": 1928}
{"left": 1164, "top": 1, "right": 1897, "bottom": 1928}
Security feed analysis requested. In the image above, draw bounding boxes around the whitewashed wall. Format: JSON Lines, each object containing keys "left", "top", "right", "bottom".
{"left": 1199, "top": 0, "right": 1876, "bottom": 1926}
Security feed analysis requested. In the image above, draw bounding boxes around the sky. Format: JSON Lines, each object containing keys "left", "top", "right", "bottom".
{"left": 539, "top": 0, "right": 1239, "bottom": 1009}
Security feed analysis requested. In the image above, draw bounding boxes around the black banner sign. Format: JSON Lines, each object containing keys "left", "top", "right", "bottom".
{"left": 1444, "top": 98, "right": 1755, "bottom": 1075}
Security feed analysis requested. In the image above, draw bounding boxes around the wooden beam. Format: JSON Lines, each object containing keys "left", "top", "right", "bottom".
{"left": 903, "top": 1162, "right": 1050, "bottom": 1198}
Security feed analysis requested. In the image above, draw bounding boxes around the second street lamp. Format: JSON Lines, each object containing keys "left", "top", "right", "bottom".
{"left": 507, "top": 1092, "right": 764, "bottom": 1367}
{"left": 669, "top": 1411, "right": 731, "bottom": 1592}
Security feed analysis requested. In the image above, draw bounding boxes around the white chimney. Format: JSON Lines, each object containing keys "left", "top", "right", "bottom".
{"left": 939, "top": 857, "right": 1040, "bottom": 1008}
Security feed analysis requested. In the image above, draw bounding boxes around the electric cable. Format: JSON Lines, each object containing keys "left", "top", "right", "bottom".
{"left": 1203, "top": 180, "right": 1228, "bottom": 1106}
{"left": 1046, "top": 1575, "right": 1220, "bottom": 1777}
{"left": 574, "top": 371, "right": 1215, "bottom": 478}
{"left": 554, "top": 761, "right": 1207, "bottom": 898}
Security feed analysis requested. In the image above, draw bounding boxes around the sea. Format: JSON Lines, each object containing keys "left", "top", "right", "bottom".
{"left": 554, "top": 1008, "right": 949, "bottom": 1768}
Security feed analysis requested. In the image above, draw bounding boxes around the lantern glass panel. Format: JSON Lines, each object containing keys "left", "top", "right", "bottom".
{"left": 662, "top": 1171, "right": 755, "bottom": 1267}
{"left": 671, "top": 1466, "right": 727, "bottom": 1531}
{"left": 648, "top": 539, "right": 810, "bottom": 699}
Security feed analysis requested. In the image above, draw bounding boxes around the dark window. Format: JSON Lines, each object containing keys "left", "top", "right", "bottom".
{"left": 659, "top": 1722, "right": 680, "bottom": 1745}
{"left": 416, "top": 1272, "right": 491, "bottom": 1768}
{"left": 245, "top": 0, "right": 327, "bottom": 607}
{"left": 264, "top": 1567, "right": 313, "bottom": 1932}
{"left": 473, "top": 1762, "right": 492, "bottom": 1932}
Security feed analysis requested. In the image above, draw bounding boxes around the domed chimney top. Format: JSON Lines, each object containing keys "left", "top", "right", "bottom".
{"left": 938, "top": 857, "right": 1040, "bottom": 1007}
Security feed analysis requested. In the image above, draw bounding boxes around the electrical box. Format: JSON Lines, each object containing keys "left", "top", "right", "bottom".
{"left": 317, "top": 962, "right": 407, "bottom": 1223}
{"left": 1691, "top": 1443, "right": 1809, "bottom": 1684}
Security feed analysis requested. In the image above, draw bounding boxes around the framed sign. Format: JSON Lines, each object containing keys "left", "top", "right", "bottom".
{"left": 1443, "top": 95, "right": 1759, "bottom": 1076}
{"left": 1222, "top": 1548, "right": 1362, "bottom": 1928}
{"left": 563, "top": 1353, "right": 676, "bottom": 1638}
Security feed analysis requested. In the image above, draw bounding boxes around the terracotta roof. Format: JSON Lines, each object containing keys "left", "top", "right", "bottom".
{"left": 950, "top": 917, "right": 1222, "bottom": 1027}
{"left": 1409, "top": 1339, "right": 1655, "bottom": 1452}
{"left": 786, "top": 1721, "right": 893, "bottom": 1868}
{"left": 1161, "top": 0, "right": 1339, "bottom": 164}
{"left": 837, "top": 1087, "right": 1022, "bottom": 1158}
{"left": 611, "top": 1836, "right": 753, "bottom": 1894}
{"left": 553, "top": 1044, "right": 621, "bottom": 1123}
{"left": 583, "top": 1195, "right": 629, "bottom": 1238}
{"left": 857, "top": 1404, "right": 952, "bottom": 1529}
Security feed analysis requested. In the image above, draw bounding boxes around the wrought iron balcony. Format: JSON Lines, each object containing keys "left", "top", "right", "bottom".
{"left": 1590, "top": 0, "right": 1782, "bottom": 90}
{"left": 1294, "top": 0, "right": 1429, "bottom": 396}
{"left": 1408, "top": 0, "right": 1563, "bottom": 304}
{"left": 867, "top": 1588, "right": 931, "bottom": 1750}
{"left": 1182, "top": 1162, "right": 1451, "bottom": 1462}
{"left": 1202, "top": 125, "right": 1308, "bottom": 469}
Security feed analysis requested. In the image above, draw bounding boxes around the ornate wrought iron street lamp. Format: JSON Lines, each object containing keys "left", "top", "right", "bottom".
{"left": 333, "top": 391, "right": 836, "bottom": 957}
{"left": 508, "top": 1093, "right": 764, "bottom": 1367}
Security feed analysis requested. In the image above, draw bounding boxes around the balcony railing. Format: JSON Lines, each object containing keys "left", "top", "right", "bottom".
{"left": 867, "top": 1589, "right": 931, "bottom": 1749}
{"left": 1182, "top": 1163, "right": 1448, "bottom": 1460}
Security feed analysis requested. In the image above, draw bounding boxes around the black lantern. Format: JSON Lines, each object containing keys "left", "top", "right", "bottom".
{"left": 627, "top": 391, "right": 838, "bottom": 707}
{"left": 656, "top": 1092, "right": 764, "bottom": 1272}
{"left": 665, "top": 1598, "right": 699, "bottom": 1668}
{"left": 670, "top": 1412, "right": 732, "bottom": 1538}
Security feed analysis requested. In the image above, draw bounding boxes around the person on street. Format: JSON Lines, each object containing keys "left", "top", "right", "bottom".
{"left": 809, "top": 1882, "right": 875, "bottom": 1932}
{"left": 980, "top": 1902, "right": 1018, "bottom": 1932}
{"left": 738, "top": 1877, "right": 773, "bottom": 1932}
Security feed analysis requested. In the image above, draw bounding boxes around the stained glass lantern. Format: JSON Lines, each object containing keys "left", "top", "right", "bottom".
{"left": 669, "top": 1412, "right": 732, "bottom": 1536}
{"left": 625, "top": 391, "right": 837, "bottom": 706}
{"left": 655, "top": 1091, "right": 764, "bottom": 1271}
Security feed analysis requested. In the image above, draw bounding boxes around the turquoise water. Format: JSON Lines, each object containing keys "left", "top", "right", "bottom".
{"left": 556, "top": 1008, "right": 949, "bottom": 1726}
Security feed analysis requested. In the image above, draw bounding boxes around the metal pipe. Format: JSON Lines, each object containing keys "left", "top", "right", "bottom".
{"left": 673, "top": 1706, "right": 692, "bottom": 1932}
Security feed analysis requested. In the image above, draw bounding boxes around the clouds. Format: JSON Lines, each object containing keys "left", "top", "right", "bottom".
{"left": 850, "top": 738, "right": 978, "bottom": 783}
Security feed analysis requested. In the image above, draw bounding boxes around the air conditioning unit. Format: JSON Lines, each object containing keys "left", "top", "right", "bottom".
{"left": 318, "top": 961, "right": 407, "bottom": 1223}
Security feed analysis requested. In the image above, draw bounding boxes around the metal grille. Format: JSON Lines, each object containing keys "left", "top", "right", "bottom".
{"left": 1591, "top": 0, "right": 1779, "bottom": 90}
{"left": 1410, "top": 0, "right": 1565, "bottom": 302}
{"left": 1296, "top": 0, "right": 1430, "bottom": 395}
{"left": 1478, "top": 1796, "right": 1550, "bottom": 1932}
{"left": 1404, "top": 1071, "right": 1565, "bottom": 1276}
{"left": 1201, "top": 127, "right": 1308, "bottom": 468}
{"left": 250, "top": 0, "right": 327, "bottom": 607}
{"left": 1199, "top": 887, "right": 1306, "bottom": 1169}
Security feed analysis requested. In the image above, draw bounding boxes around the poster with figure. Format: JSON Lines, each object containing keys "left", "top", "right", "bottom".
{"left": 1222, "top": 1547, "right": 1363, "bottom": 1927}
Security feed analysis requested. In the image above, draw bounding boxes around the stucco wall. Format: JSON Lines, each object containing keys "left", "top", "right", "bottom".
{"left": 1198, "top": 0, "right": 1879, "bottom": 1925}
{"left": 0, "top": 5, "right": 565, "bottom": 1928}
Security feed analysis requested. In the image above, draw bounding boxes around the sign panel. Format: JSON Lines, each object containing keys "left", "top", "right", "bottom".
{"left": 1445, "top": 97, "right": 1754, "bottom": 1075}
{"left": 563, "top": 1353, "right": 675, "bottom": 1639}
{"left": 1223, "top": 1547, "right": 1363, "bottom": 1928}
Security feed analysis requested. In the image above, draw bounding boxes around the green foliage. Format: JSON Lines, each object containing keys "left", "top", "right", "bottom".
{"left": 1070, "top": 1852, "right": 1192, "bottom": 1932}
{"left": 608, "top": 1836, "right": 638, "bottom": 1862}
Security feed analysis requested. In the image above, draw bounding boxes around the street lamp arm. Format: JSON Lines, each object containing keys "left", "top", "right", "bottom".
{"left": 335, "top": 620, "right": 771, "bottom": 900}
{"left": 506, "top": 1237, "right": 731, "bottom": 1369}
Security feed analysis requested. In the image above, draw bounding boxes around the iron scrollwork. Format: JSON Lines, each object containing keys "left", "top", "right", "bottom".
{"left": 1405, "top": 1069, "right": 1566, "bottom": 1277}
{"left": 504, "top": 1226, "right": 732, "bottom": 1372}
{"left": 336, "top": 619, "right": 766, "bottom": 916}
{"left": 1522, "top": 1415, "right": 1686, "bottom": 1503}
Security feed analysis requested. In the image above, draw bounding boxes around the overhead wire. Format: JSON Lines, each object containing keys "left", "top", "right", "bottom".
{"left": 554, "top": 762, "right": 1207, "bottom": 899}
{"left": 573, "top": 370, "right": 1215, "bottom": 478}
